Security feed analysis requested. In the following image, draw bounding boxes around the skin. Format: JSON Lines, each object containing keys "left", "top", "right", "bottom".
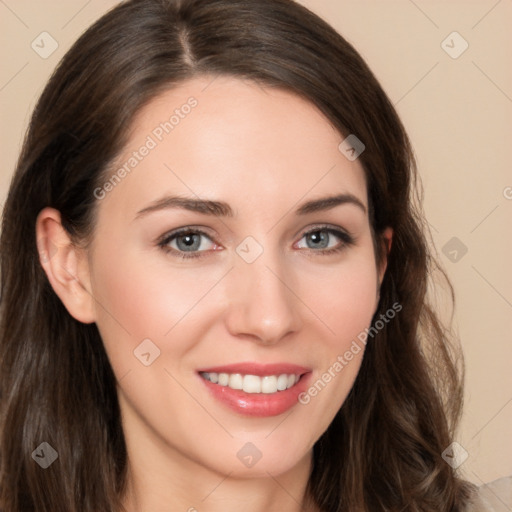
{"left": 37, "top": 75, "right": 391, "bottom": 512}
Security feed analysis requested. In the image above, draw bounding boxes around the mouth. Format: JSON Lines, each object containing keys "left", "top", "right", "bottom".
{"left": 196, "top": 362, "right": 312, "bottom": 417}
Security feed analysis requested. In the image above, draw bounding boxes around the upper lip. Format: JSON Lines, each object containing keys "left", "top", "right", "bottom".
{"left": 196, "top": 362, "right": 311, "bottom": 377}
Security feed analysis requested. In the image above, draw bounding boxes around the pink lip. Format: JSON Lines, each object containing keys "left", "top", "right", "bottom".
{"left": 196, "top": 362, "right": 312, "bottom": 417}
{"left": 196, "top": 362, "right": 311, "bottom": 377}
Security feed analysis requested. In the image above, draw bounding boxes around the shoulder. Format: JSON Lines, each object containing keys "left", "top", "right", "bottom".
{"left": 466, "top": 476, "right": 512, "bottom": 512}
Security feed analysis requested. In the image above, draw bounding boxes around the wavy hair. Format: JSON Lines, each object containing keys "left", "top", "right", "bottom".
{"left": 0, "top": 0, "right": 474, "bottom": 510}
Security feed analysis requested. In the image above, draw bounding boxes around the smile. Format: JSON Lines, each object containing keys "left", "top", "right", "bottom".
{"left": 199, "top": 372, "right": 301, "bottom": 394}
{"left": 196, "top": 362, "right": 312, "bottom": 417}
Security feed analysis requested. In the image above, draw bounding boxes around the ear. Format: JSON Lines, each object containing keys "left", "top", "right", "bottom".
{"left": 378, "top": 227, "right": 393, "bottom": 286}
{"left": 35, "top": 207, "right": 96, "bottom": 324}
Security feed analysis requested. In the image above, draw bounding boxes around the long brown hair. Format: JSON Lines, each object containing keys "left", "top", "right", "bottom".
{"left": 0, "top": 0, "right": 474, "bottom": 510}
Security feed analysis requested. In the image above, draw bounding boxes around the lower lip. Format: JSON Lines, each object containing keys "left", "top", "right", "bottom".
{"left": 198, "top": 373, "right": 312, "bottom": 417}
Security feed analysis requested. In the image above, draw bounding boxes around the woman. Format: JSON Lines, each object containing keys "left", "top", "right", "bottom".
{"left": 0, "top": 0, "right": 481, "bottom": 510}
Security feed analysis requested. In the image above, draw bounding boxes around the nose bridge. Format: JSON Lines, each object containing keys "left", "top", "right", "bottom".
{"left": 224, "top": 245, "right": 302, "bottom": 343}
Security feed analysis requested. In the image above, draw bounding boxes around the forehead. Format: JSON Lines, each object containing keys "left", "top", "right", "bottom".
{"left": 99, "top": 75, "right": 368, "bottom": 220}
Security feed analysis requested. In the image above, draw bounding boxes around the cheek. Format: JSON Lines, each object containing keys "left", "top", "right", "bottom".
{"left": 298, "top": 250, "right": 379, "bottom": 350}
{"left": 292, "top": 249, "right": 378, "bottom": 423}
{"left": 88, "top": 242, "right": 229, "bottom": 375}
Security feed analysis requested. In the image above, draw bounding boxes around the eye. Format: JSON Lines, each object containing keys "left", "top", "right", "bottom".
{"left": 295, "top": 226, "right": 354, "bottom": 254}
{"left": 158, "top": 228, "right": 220, "bottom": 259}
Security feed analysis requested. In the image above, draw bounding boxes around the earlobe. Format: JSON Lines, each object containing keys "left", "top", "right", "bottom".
{"left": 36, "top": 207, "right": 96, "bottom": 324}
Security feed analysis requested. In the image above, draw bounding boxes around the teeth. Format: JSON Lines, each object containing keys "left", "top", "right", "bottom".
{"left": 243, "top": 375, "right": 261, "bottom": 393}
{"left": 277, "top": 374, "right": 288, "bottom": 391}
{"left": 229, "top": 373, "right": 243, "bottom": 390}
{"left": 261, "top": 376, "right": 277, "bottom": 394}
{"left": 201, "top": 372, "right": 300, "bottom": 394}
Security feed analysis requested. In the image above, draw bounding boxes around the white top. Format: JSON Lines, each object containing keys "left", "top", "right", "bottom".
{"left": 468, "top": 476, "right": 512, "bottom": 511}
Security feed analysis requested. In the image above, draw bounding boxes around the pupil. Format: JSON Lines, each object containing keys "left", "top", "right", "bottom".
{"left": 308, "top": 230, "right": 328, "bottom": 248}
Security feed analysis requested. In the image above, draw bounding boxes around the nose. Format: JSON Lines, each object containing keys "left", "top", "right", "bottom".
{"left": 223, "top": 253, "right": 303, "bottom": 345}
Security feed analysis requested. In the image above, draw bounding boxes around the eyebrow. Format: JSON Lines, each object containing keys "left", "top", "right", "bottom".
{"left": 135, "top": 196, "right": 233, "bottom": 219}
{"left": 134, "top": 193, "right": 366, "bottom": 220}
{"left": 296, "top": 193, "right": 366, "bottom": 215}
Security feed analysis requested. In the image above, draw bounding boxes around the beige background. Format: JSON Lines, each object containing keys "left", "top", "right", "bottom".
{"left": 1, "top": 0, "right": 511, "bottom": 487}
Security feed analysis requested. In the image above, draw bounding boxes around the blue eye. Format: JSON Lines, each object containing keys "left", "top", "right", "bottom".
{"left": 158, "top": 229, "right": 218, "bottom": 259}
{"left": 296, "top": 227, "right": 354, "bottom": 254}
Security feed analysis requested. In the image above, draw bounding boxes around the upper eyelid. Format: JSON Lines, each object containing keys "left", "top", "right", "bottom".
{"left": 297, "top": 223, "right": 351, "bottom": 237}
{"left": 158, "top": 226, "right": 215, "bottom": 243}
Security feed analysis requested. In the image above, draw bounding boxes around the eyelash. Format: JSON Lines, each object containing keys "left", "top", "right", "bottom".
{"left": 157, "top": 225, "right": 355, "bottom": 260}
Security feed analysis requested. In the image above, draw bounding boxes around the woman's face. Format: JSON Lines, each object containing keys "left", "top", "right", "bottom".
{"left": 84, "top": 76, "right": 387, "bottom": 479}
